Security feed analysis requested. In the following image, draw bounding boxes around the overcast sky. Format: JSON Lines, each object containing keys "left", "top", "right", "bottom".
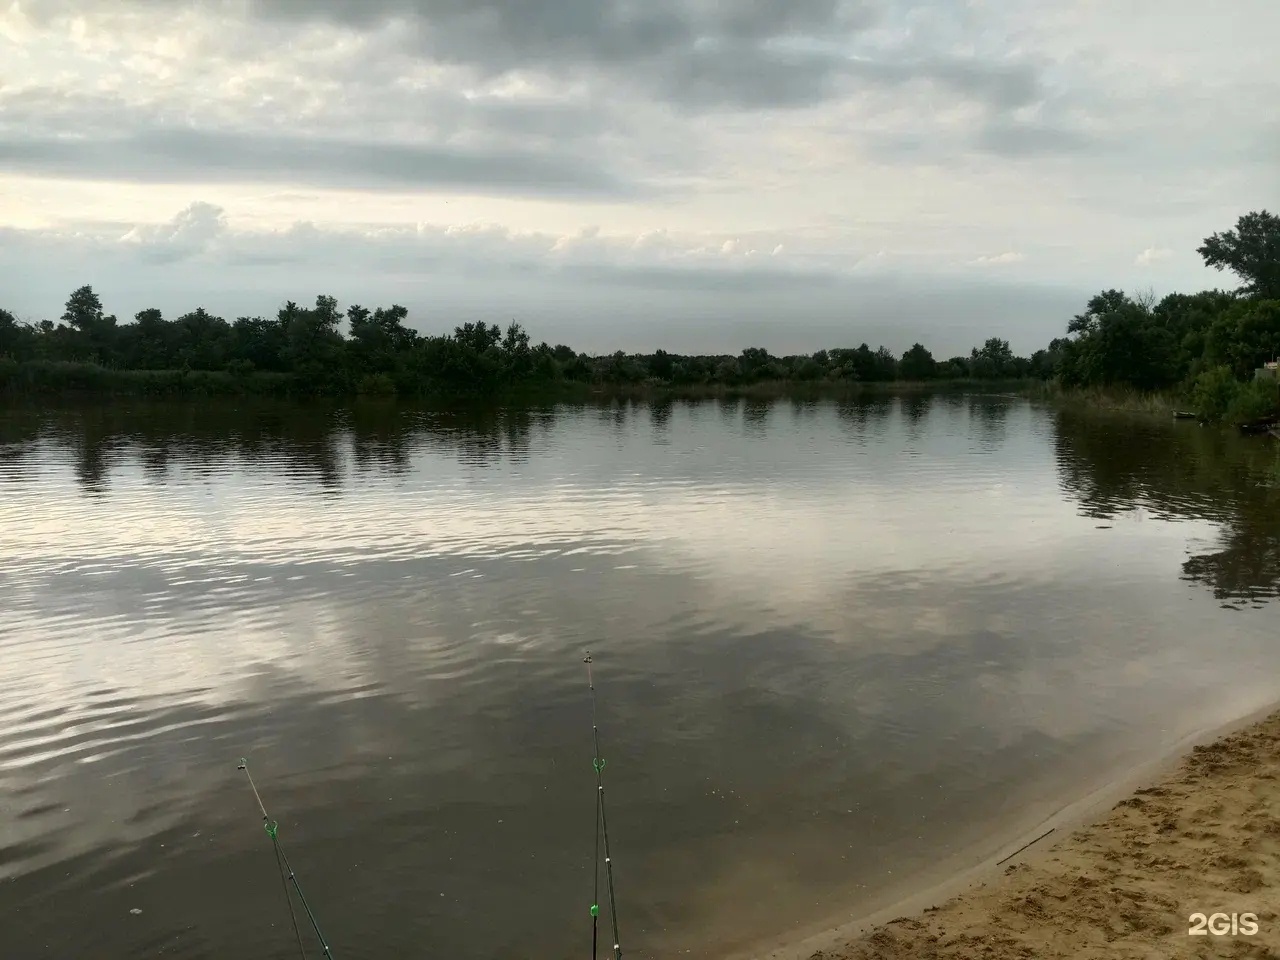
{"left": 1, "top": 0, "right": 1276, "bottom": 355}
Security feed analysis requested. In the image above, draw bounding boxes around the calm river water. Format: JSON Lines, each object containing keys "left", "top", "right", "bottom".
{"left": 1, "top": 395, "right": 1279, "bottom": 960}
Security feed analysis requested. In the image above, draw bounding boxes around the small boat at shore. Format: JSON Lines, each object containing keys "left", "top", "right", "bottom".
{"left": 1172, "top": 411, "right": 1198, "bottom": 420}
{"left": 1238, "top": 417, "right": 1280, "bottom": 435}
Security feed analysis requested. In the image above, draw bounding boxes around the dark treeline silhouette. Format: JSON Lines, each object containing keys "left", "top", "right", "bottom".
{"left": 1, "top": 211, "right": 1276, "bottom": 416}
{"left": 0, "top": 284, "right": 1040, "bottom": 398}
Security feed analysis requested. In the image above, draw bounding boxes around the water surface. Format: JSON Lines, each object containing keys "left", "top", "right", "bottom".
{"left": 1, "top": 396, "right": 1278, "bottom": 959}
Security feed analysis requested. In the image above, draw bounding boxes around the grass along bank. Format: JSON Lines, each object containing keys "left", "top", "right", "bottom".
{"left": 1032, "top": 374, "right": 1280, "bottom": 427}
{"left": 1029, "top": 383, "right": 1182, "bottom": 415}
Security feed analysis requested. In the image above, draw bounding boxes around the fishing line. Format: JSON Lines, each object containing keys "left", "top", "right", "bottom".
{"left": 584, "top": 652, "right": 623, "bottom": 960}
{"left": 238, "top": 758, "right": 334, "bottom": 960}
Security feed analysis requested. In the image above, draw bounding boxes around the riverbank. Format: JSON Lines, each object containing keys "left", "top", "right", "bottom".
{"left": 770, "top": 708, "right": 1280, "bottom": 960}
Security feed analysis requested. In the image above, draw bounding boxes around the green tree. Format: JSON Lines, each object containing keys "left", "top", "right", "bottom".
{"left": 124, "top": 308, "right": 174, "bottom": 368}
{"left": 899, "top": 343, "right": 937, "bottom": 381}
{"left": 349, "top": 303, "right": 416, "bottom": 375}
{"left": 0, "top": 307, "right": 34, "bottom": 360}
{"left": 969, "top": 337, "right": 1014, "bottom": 379}
{"left": 1203, "top": 299, "right": 1280, "bottom": 379}
{"left": 714, "top": 355, "right": 741, "bottom": 384}
{"left": 647, "top": 348, "right": 674, "bottom": 380}
{"left": 1152, "top": 290, "right": 1237, "bottom": 381}
{"left": 61, "top": 285, "right": 118, "bottom": 361}
{"left": 872, "top": 346, "right": 898, "bottom": 381}
{"left": 231, "top": 315, "right": 287, "bottom": 371}
{"left": 737, "top": 346, "right": 776, "bottom": 382}
{"left": 530, "top": 342, "right": 562, "bottom": 381}
{"left": 373, "top": 305, "right": 416, "bottom": 352}
{"left": 829, "top": 343, "right": 897, "bottom": 382}
{"left": 62, "top": 285, "right": 104, "bottom": 335}
{"left": 453, "top": 321, "right": 501, "bottom": 355}
{"left": 1198, "top": 210, "right": 1280, "bottom": 300}
{"left": 173, "top": 307, "right": 232, "bottom": 370}
{"left": 500, "top": 321, "right": 533, "bottom": 381}
{"left": 273, "top": 296, "right": 346, "bottom": 391}
{"left": 1028, "top": 338, "right": 1067, "bottom": 380}
{"left": 1058, "top": 291, "right": 1178, "bottom": 390}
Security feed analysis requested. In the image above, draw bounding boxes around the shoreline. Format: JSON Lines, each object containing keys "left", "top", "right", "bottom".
{"left": 0, "top": 362, "right": 1040, "bottom": 401}
{"left": 743, "top": 701, "right": 1280, "bottom": 960}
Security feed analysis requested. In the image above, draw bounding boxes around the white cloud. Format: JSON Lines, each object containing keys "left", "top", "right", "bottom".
{"left": 1135, "top": 246, "right": 1174, "bottom": 266}
{"left": 119, "top": 201, "right": 227, "bottom": 262}
{"left": 969, "top": 252, "right": 1026, "bottom": 266}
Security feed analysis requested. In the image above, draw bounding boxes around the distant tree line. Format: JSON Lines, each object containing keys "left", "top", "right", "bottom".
{"left": 0, "top": 211, "right": 1276, "bottom": 422}
{"left": 0, "top": 289, "right": 1043, "bottom": 398}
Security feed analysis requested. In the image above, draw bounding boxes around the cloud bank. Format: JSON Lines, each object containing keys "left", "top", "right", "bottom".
{"left": 1, "top": 0, "right": 1276, "bottom": 349}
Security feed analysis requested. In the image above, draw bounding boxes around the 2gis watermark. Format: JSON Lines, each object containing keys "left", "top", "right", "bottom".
{"left": 1187, "top": 912, "right": 1259, "bottom": 937}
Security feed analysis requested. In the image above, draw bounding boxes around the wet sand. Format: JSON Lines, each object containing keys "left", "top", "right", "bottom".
{"left": 777, "top": 709, "right": 1280, "bottom": 959}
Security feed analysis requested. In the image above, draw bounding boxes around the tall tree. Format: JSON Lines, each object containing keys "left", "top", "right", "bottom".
{"left": 62, "top": 285, "right": 104, "bottom": 334}
{"left": 1198, "top": 210, "right": 1280, "bottom": 300}
{"left": 899, "top": 343, "right": 937, "bottom": 381}
{"left": 61, "top": 285, "right": 117, "bottom": 361}
{"left": 970, "top": 337, "right": 1014, "bottom": 378}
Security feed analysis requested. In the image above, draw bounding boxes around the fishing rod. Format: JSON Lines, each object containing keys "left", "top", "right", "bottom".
{"left": 584, "top": 651, "right": 623, "bottom": 960}
{"left": 238, "top": 758, "right": 334, "bottom": 960}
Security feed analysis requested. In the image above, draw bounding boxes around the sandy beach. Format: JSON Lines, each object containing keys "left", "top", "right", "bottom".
{"left": 784, "top": 709, "right": 1280, "bottom": 959}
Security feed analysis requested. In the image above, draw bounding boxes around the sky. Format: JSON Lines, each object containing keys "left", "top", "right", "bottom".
{"left": 1, "top": 0, "right": 1276, "bottom": 356}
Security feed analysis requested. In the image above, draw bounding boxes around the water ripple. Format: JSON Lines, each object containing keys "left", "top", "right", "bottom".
{"left": 1, "top": 397, "right": 1278, "bottom": 959}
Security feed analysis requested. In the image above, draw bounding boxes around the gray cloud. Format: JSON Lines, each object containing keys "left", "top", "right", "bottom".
{"left": 0, "top": 0, "right": 1119, "bottom": 234}
{"left": 649, "top": 43, "right": 849, "bottom": 110}
{"left": 975, "top": 120, "right": 1099, "bottom": 159}
{"left": 0, "top": 77, "right": 627, "bottom": 148}
{"left": 563, "top": 260, "right": 842, "bottom": 293}
{"left": 845, "top": 55, "right": 1041, "bottom": 110}
{"left": 0, "top": 127, "right": 645, "bottom": 198}
{"left": 6, "top": 0, "right": 1274, "bottom": 323}
{"left": 860, "top": 119, "right": 1100, "bottom": 168}
{"left": 243, "top": 0, "right": 877, "bottom": 65}
{"left": 22, "top": 0, "right": 1050, "bottom": 118}
{"left": 254, "top": 0, "right": 1046, "bottom": 116}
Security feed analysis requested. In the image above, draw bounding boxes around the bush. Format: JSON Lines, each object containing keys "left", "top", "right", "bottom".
{"left": 1191, "top": 365, "right": 1280, "bottom": 423}
{"left": 1224, "top": 378, "right": 1280, "bottom": 425}
{"left": 1190, "top": 366, "right": 1239, "bottom": 422}
{"left": 357, "top": 372, "right": 397, "bottom": 396}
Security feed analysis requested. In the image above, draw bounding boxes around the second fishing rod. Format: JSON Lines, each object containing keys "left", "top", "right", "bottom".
{"left": 239, "top": 757, "right": 334, "bottom": 960}
{"left": 584, "top": 651, "right": 623, "bottom": 960}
